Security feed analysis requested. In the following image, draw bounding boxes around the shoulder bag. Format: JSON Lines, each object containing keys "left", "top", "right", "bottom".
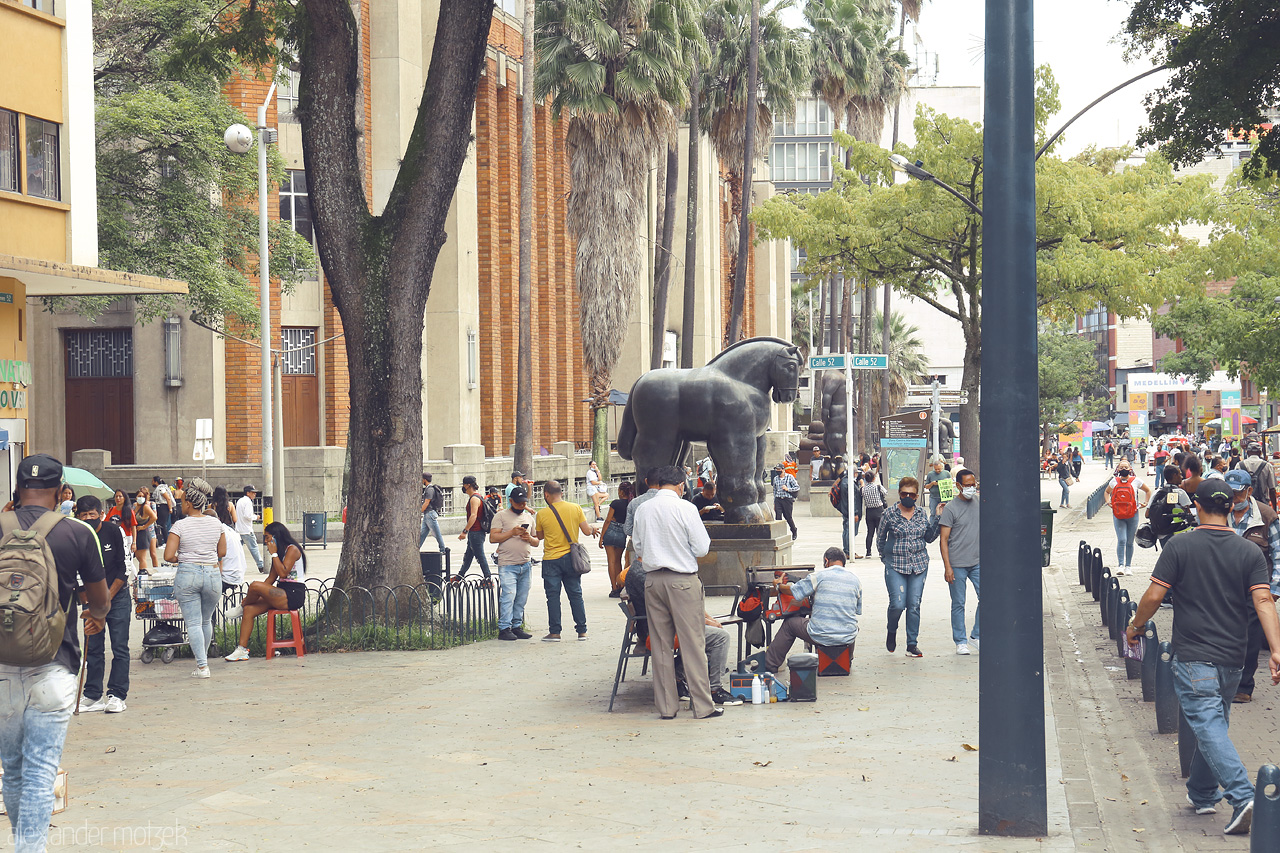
{"left": 548, "top": 503, "right": 592, "bottom": 575}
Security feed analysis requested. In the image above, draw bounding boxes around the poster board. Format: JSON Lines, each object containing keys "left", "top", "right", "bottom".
{"left": 879, "top": 410, "right": 930, "bottom": 503}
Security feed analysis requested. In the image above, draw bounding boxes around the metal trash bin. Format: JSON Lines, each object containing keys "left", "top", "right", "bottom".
{"left": 1040, "top": 501, "right": 1056, "bottom": 568}
{"left": 302, "top": 512, "right": 327, "bottom": 549}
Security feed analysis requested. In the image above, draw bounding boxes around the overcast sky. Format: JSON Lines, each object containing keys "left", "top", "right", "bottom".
{"left": 910, "top": 0, "right": 1168, "bottom": 155}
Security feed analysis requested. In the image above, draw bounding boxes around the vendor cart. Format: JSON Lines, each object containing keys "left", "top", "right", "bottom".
{"left": 132, "top": 566, "right": 188, "bottom": 664}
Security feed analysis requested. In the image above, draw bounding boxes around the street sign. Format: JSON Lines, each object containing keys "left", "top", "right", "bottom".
{"left": 851, "top": 353, "right": 888, "bottom": 369}
{"left": 808, "top": 354, "right": 846, "bottom": 370}
{"left": 196, "top": 418, "right": 213, "bottom": 440}
{"left": 191, "top": 439, "right": 214, "bottom": 462}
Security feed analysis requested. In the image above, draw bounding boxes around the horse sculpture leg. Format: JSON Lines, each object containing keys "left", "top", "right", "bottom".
{"left": 710, "top": 436, "right": 773, "bottom": 524}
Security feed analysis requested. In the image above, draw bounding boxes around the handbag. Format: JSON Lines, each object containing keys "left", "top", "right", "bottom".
{"left": 548, "top": 503, "right": 592, "bottom": 575}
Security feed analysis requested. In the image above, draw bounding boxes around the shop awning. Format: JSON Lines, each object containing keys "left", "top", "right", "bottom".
{"left": 0, "top": 254, "right": 187, "bottom": 297}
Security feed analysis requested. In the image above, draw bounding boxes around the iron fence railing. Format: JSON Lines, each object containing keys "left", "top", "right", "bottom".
{"left": 210, "top": 577, "right": 499, "bottom": 655}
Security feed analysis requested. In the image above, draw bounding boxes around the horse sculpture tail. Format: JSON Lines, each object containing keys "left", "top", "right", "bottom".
{"left": 617, "top": 399, "right": 638, "bottom": 460}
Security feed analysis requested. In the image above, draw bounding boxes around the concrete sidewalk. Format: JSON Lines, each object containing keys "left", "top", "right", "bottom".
{"left": 49, "top": 495, "right": 1088, "bottom": 851}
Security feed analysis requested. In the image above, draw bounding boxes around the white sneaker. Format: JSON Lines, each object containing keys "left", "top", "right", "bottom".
{"left": 190, "top": 665, "right": 211, "bottom": 679}
{"left": 224, "top": 646, "right": 250, "bottom": 662}
{"left": 104, "top": 695, "right": 127, "bottom": 714}
{"left": 956, "top": 643, "right": 971, "bottom": 656}
{"left": 224, "top": 605, "right": 243, "bottom": 621}
{"left": 969, "top": 638, "right": 980, "bottom": 652}
{"left": 1114, "top": 568, "right": 1127, "bottom": 576}
{"left": 77, "top": 696, "right": 105, "bottom": 713}
{"left": 1186, "top": 793, "right": 1217, "bottom": 815}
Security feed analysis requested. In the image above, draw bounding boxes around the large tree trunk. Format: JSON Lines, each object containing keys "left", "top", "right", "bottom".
{"left": 681, "top": 64, "right": 700, "bottom": 369}
{"left": 651, "top": 142, "right": 678, "bottom": 369}
{"left": 726, "top": 0, "right": 760, "bottom": 344}
{"left": 515, "top": 0, "right": 535, "bottom": 474}
{"left": 297, "top": 0, "right": 494, "bottom": 591}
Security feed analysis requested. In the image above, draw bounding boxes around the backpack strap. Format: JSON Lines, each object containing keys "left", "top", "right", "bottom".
{"left": 28, "top": 509, "right": 66, "bottom": 539}
{"left": 0, "top": 511, "right": 19, "bottom": 539}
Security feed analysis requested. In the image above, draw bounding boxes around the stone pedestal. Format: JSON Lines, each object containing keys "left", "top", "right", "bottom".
{"left": 809, "top": 480, "right": 842, "bottom": 517}
{"left": 697, "top": 520, "right": 795, "bottom": 589}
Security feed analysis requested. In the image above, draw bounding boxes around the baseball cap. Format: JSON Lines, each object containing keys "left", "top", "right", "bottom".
{"left": 511, "top": 470, "right": 525, "bottom": 479}
{"left": 17, "top": 454, "right": 62, "bottom": 488}
{"left": 509, "top": 486, "right": 528, "bottom": 504}
{"left": 244, "top": 484, "right": 257, "bottom": 493}
{"left": 1194, "top": 478, "right": 1234, "bottom": 514}
{"left": 1224, "top": 470, "right": 1252, "bottom": 493}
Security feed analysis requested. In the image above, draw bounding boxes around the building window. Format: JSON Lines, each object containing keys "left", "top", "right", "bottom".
{"left": 774, "top": 98, "right": 830, "bottom": 137}
{"left": 277, "top": 68, "right": 301, "bottom": 123}
{"left": 281, "top": 327, "right": 316, "bottom": 375}
{"left": 65, "top": 330, "right": 132, "bottom": 378}
{"left": 25, "top": 0, "right": 53, "bottom": 12}
{"left": 0, "top": 110, "right": 17, "bottom": 192}
{"left": 769, "top": 141, "right": 839, "bottom": 183}
{"left": 1155, "top": 393, "right": 1164, "bottom": 407}
{"left": 25, "top": 116, "right": 60, "bottom": 201}
{"left": 279, "top": 169, "right": 317, "bottom": 278}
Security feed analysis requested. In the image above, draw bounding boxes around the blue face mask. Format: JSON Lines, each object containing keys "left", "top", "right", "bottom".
{"left": 1234, "top": 499, "right": 1249, "bottom": 513}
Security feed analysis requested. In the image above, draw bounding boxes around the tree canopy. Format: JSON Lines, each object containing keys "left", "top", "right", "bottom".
{"left": 1124, "top": 0, "right": 1280, "bottom": 176}
{"left": 1039, "top": 320, "right": 1107, "bottom": 441}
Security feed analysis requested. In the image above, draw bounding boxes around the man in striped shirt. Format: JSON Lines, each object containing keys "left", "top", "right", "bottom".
{"left": 765, "top": 547, "right": 861, "bottom": 672}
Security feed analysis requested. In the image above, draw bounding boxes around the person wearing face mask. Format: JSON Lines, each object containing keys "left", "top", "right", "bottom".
{"left": 939, "top": 469, "right": 980, "bottom": 655}
{"left": 133, "top": 487, "right": 159, "bottom": 571}
{"left": 1222, "top": 469, "right": 1280, "bottom": 705}
{"left": 1105, "top": 462, "right": 1151, "bottom": 575}
{"left": 878, "top": 476, "right": 943, "bottom": 657}
{"left": 75, "top": 495, "right": 132, "bottom": 714}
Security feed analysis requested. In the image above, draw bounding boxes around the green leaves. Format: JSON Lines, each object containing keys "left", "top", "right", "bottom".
{"left": 1039, "top": 320, "right": 1107, "bottom": 433}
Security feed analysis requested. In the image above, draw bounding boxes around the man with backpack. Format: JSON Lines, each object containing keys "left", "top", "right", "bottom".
{"left": 419, "top": 473, "right": 446, "bottom": 552}
{"left": 831, "top": 464, "right": 850, "bottom": 559}
{"left": 1240, "top": 444, "right": 1276, "bottom": 510}
{"left": 0, "top": 454, "right": 109, "bottom": 851}
{"left": 1105, "top": 461, "right": 1151, "bottom": 575}
{"left": 1146, "top": 464, "right": 1196, "bottom": 548}
{"left": 1104, "top": 440, "right": 1115, "bottom": 469}
{"left": 453, "top": 476, "right": 493, "bottom": 583}
{"left": 1223, "top": 469, "right": 1280, "bottom": 705}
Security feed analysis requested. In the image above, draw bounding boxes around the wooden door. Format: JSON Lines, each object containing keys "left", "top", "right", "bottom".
{"left": 282, "top": 373, "right": 320, "bottom": 446}
{"left": 63, "top": 329, "right": 134, "bottom": 464}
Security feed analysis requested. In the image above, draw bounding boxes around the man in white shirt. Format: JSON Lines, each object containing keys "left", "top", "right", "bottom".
{"left": 631, "top": 465, "right": 719, "bottom": 720}
{"left": 234, "top": 485, "right": 263, "bottom": 571}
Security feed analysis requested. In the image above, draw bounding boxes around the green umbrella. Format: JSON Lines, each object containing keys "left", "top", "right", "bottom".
{"left": 60, "top": 467, "right": 115, "bottom": 502}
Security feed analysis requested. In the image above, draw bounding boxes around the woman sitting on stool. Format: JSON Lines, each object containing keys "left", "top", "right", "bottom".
{"left": 223, "top": 522, "right": 307, "bottom": 661}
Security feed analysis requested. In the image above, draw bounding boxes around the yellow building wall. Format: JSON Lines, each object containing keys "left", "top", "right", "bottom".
{"left": 0, "top": 197, "right": 67, "bottom": 261}
{"left": 0, "top": 3, "right": 64, "bottom": 123}
{"left": 0, "top": 276, "right": 30, "bottom": 422}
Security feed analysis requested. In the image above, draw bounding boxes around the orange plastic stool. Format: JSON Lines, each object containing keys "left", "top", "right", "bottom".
{"left": 265, "top": 610, "right": 305, "bottom": 658}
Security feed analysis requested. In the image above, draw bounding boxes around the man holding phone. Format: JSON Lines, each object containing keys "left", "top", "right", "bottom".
{"left": 491, "top": 487, "right": 538, "bottom": 640}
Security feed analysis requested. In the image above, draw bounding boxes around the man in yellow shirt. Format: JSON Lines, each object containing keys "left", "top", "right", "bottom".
{"left": 535, "top": 480, "right": 597, "bottom": 641}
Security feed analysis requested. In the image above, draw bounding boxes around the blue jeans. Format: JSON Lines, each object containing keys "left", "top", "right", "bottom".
{"left": 542, "top": 555, "right": 587, "bottom": 635}
{"left": 241, "top": 532, "right": 263, "bottom": 571}
{"left": 498, "top": 561, "right": 533, "bottom": 630}
{"left": 885, "top": 566, "right": 928, "bottom": 646}
{"left": 419, "top": 510, "right": 445, "bottom": 551}
{"left": 949, "top": 564, "right": 980, "bottom": 645}
{"left": 1154, "top": 464, "right": 1165, "bottom": 490}
{"left": 84, "top": 587, "right": 131, "bottom": 702}
{"left": 1059, "top": 477, "right": 1070, "bottom": 507}
{"left": 0, "top": 662, "right": 76, "bottom": 853}
{"left": 1171, "top": 658, "right": 1253, "bottom": 809}
{"left": 842, "top": 514, "right": 850, "bottom": 558}
{"left": 460, "top": 530, "right": 491, "bottom": 579}
{"left": 175, "top": 563, "right": 221, "bottom": 667}
{"left": 1113, "top": 515, "right": 1139, "bottom": 567}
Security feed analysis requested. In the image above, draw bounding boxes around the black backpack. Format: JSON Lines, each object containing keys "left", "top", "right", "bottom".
{"left": 1148, "top": 485, "right": 1193, "bottom": 538}
{"left": 470, "top": 494, "right": 496, "bottom": 534}
{"left": 427, "top": 485, "right": 444, "bottom": 513}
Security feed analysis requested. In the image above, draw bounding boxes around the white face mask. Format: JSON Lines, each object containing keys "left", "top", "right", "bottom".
{"left": 136, "top": 496, "right": 146, "bottom": 504}
{"left": 961, "top": 486, "right": 977, "bottom": 499}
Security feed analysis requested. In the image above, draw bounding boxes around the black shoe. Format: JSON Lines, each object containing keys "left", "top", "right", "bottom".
{"left": 906, "top": 645, "right": 923, "bottom": 658}
{"left": 1224, "top": 799, "right": 1253, "bottom": 835}
{"left": 608, "top": 588, "right": 621, "bottom": 598}
{"left": 677, "top": 679, "right": 690, "bottom": 701}
{"left": 791, "top": 532, "right": 797, "bottom": 540}
{"left": 697, "top": 708, "right": 725, "bottom": 719}
{"left": 886, "top": 629, "right": 897, "bottom": 653}
{"left": 511, "top": 626, "right": 532, "bottom": 640}
{"left": 660, "top": 713, "right": 677, "bottom": 720}
{"left": 712, "top": 687, "right": 743, "bottom": 706}
{"left": 498, "top": 628, "right": 517, "bottom": 641}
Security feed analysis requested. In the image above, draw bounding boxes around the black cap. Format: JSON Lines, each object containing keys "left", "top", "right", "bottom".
{"left": 17, "top": 454, "right": 63, "bottom": 488}
{"left": 1194, "top": 478, "right": 1234, "bottom": 514}
{"left": 509, "top": 487, "right": 528, "bottom": 504}
{"left": 244, "top": 484, "right": 257, "bottom": 494}
{"left": 512, "top": 470, "right": 525, "bottom": 479}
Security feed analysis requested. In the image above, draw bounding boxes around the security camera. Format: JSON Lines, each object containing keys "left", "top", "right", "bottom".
{"left": 223, "top": 124, "right": 253, "bottom": 154}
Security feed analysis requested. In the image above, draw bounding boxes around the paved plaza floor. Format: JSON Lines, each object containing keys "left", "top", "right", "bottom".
{"left": 36, "top": 461, "right": 1275, "bottom": 851}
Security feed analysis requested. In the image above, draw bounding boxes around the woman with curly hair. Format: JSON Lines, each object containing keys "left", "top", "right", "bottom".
{"left": 163, "top": 478, "right": 226, "bottom": 678}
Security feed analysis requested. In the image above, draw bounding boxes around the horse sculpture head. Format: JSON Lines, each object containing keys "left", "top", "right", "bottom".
{"left": 771, "top": 345, "right": 803, "bottom": 403}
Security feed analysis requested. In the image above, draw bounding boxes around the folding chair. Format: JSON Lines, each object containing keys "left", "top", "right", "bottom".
{"left": 608, "top": 600, "right": 650, "bottom": 712}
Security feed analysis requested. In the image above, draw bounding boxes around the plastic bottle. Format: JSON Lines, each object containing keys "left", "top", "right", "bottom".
{"left": 751, "top": 674, "right": 763, "bottom": 705}
{"left": 769, "top": 675, "right": 778, "bottom": 703}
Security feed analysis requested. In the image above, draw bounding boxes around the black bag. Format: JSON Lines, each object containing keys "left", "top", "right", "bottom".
{"left": 427, "top": 485, "right": 444, "bottom": 513}
{"left": 548, "top": 503, "right": 591, "bottom": 575}
{"left": 468, "top": 494, "right": 496, "bottom": 534}
{"left": 143, "top": 622, "right": 183, "bottom": 646}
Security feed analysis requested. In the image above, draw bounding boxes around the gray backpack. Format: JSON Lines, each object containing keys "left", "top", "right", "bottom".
{"left": 0, "top": 511, "right": 70, "bottom": 666}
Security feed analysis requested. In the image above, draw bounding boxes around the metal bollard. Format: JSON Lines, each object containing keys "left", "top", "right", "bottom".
{"left": 1099, "top": 572, "right": 1113, "bottom": 624}
{"left": 1140, "top": 621, "right": 1158, "bottom": 701}
{"left": 1078, "top": 541, "right": 1086, "bottom": 586}
{"left": 1178, "top": 711, "right": 1195, "bottom": 778}
{"left": 1110, "top": 587, "right": 1129, "bottom": 643}
{"left": 1251, "top": 764, "right": 1280, "bottom": 853}
{"left": 1155, "top": 641, "right": 1178, "bottom": 734}
{"left": 1103, "top": 577, "right": 1119, "bottom": 632}
{"left": 1091, "top": 555, "right": 1105, "bottom": 601}
{"left": 1123, "top": 604, "right": 1142, "bottom": 680}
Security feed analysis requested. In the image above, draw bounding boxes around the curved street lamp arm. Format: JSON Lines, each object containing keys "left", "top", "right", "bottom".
{"left": 1036, "top": 64, "right": 1170, "bottom": 161}
{"left": 928, "top": 176, "right": 984, "bottom": 216}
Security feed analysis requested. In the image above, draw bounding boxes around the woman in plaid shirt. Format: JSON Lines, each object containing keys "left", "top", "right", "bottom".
{"left": 878, "top": 476, "right": 943, "bottom": 658}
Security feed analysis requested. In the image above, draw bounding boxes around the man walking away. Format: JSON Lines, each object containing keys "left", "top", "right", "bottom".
{"left": 419, "top": 473, "right": 447, "bottom": 552}
{"left": 0, "top": 455, "right": 109, "bottom": 852}
{"left": 631, "top": 466, "right": 720, "bottom": 719}
{"left": 940, "top": 468, "right": 980, "bottom": 655}
{"left": 857, "top": 473, "right": 888, "bottom": 560}
{"left": 1222, "top": 470, "right": 1280, "bottom": 705}
{"left": 75, "top": 496, "right": 131, "bottom": 714}
{"left": 1241, "top": 443, "right": 1276, "bottom": 509}
{"left": 772, "top": 464, "right": 799, "bottom": 540}
{"left": 235, "top": 485, "right": 263, "bottom": 572}
{"left": 1146, "top": 465, "right": 1195, "bottom": 549}
{"left": 765, "top": 547, "right": 861, "bottom": 673}
{"left": 455, "top": 476, "right": 493, "bottom": 581}
{"left": 534, "top": 480, "right": 595, "bottom": 641}
{"left": 152, "top": 476, "right": 175, "bottom": 539}
{"left": 1104, "top": 439, "right": 1115, "bottom": 469}
{"left": 1126, "top": 478, "right": 1280, "bottom": 836}
{"left": 490, "top": 487, "right": 537, "bottom": 641}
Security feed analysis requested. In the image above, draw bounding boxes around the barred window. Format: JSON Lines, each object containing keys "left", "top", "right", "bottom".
{"left": 25, "top": 116, "right": 59, "bottom": 201}
{"left": 65, "top": 329, "right": 132, "bottom": 378}
{"left": 281, "top": 327, "right": 316, "bottom": 375}
{"left": 0, "top": 110, "right": 17, "bottom": 192}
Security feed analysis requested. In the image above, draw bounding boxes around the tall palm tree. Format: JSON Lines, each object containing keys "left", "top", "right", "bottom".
{"left": 536, "top": 0, "right": 704, "bottom": 472}
{"left": 700, "top": 0, "right": 810, "bottom": 342}
{"left": 866, "top": 309, "right": 929, "bottom": 415}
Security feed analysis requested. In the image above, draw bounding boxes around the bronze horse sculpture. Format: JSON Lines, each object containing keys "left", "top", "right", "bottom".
{"left": 617, "top": 337, "right": 802, "bottom": 524}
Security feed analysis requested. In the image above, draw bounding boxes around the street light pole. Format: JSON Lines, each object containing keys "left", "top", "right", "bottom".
{"left": 257, "top": 85, "right": 277, "bottom": 523}
{"left": 980, "top": 0, "right": 1046, "bottom": 836}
